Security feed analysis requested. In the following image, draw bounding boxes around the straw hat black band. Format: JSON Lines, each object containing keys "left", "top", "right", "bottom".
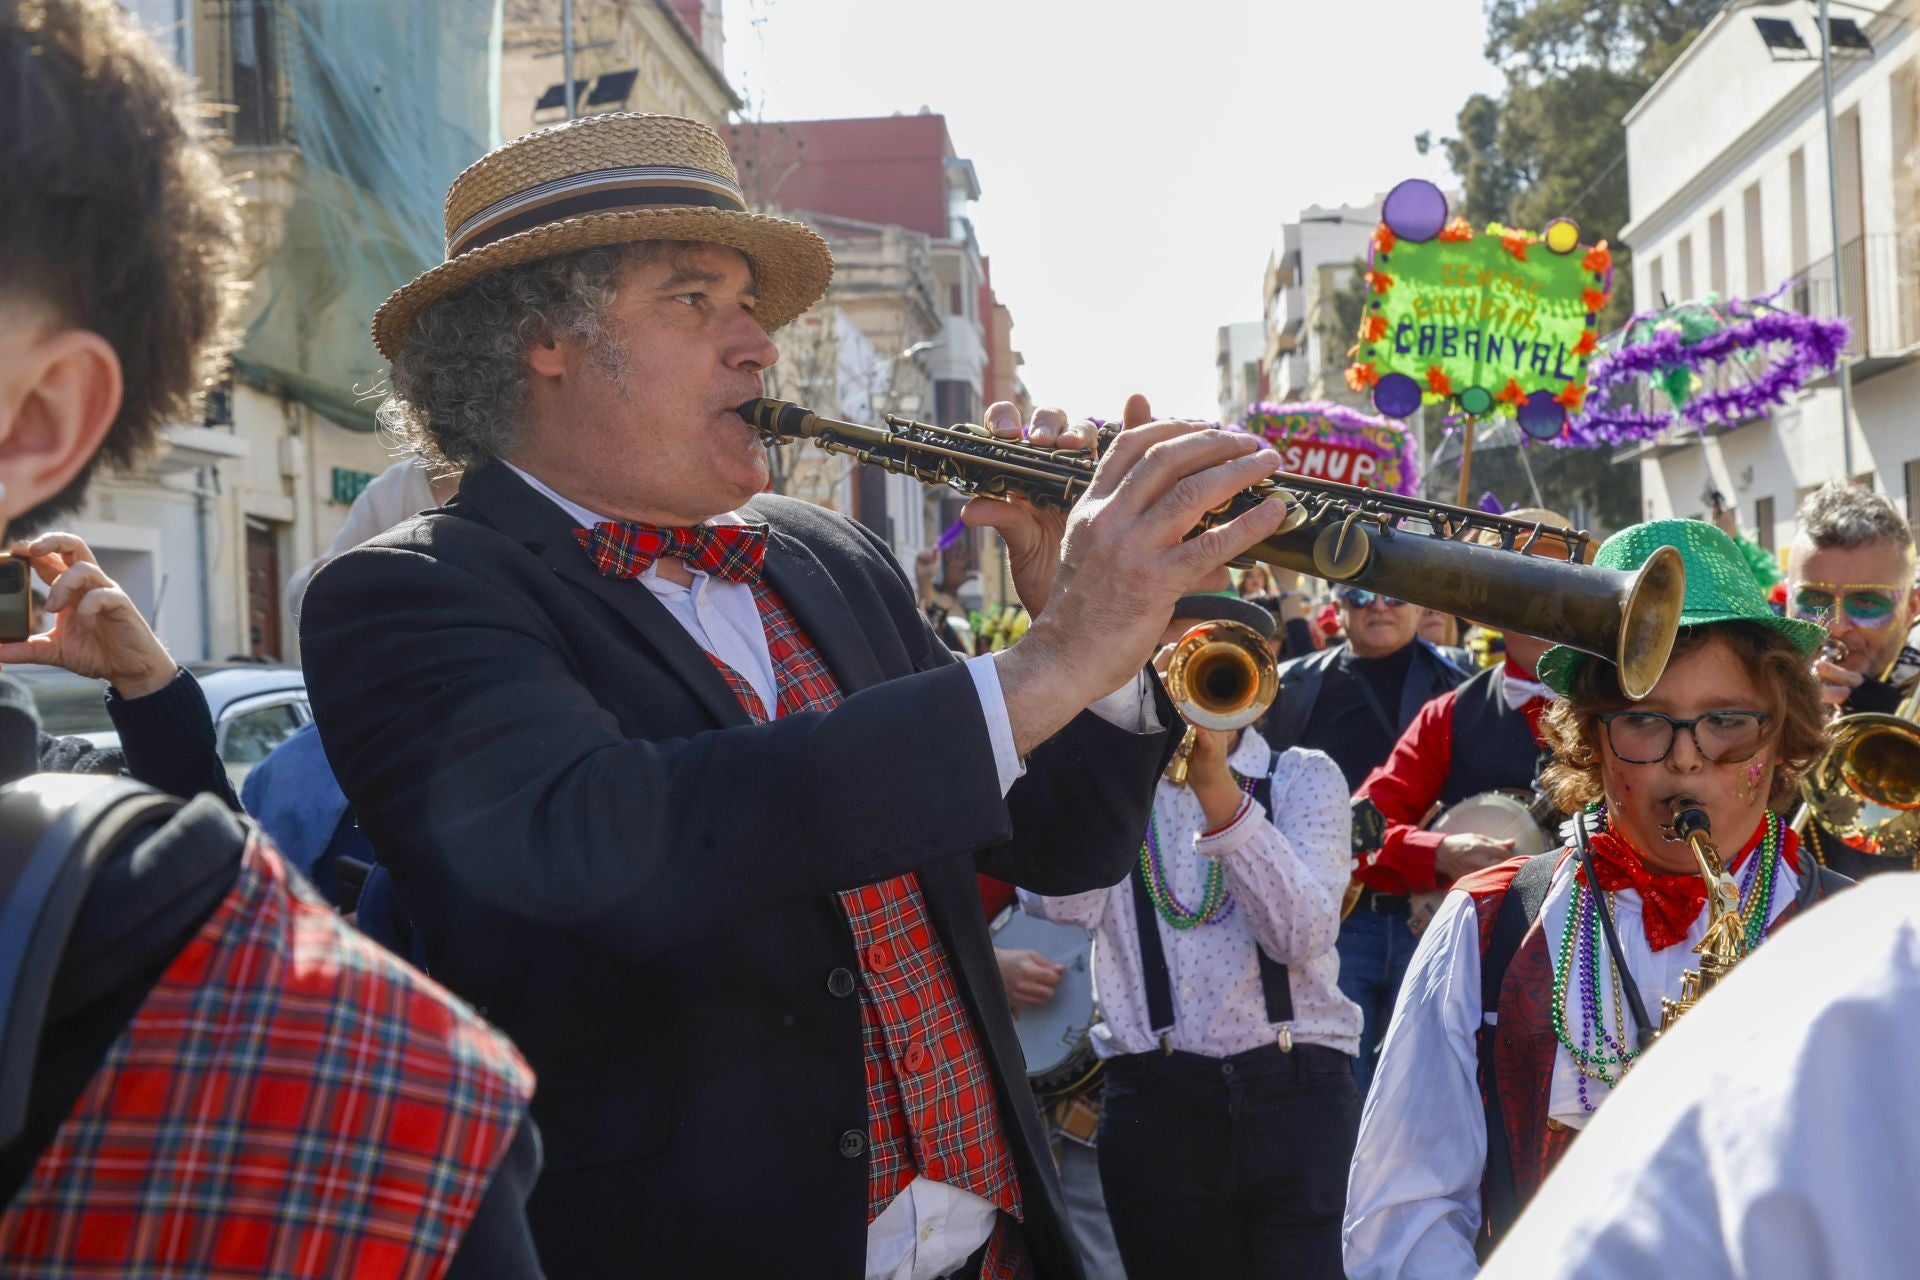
{"left": 455, "top": 184, "right": 747, "bottom": 256}
{"left": 374, "top": 113, "right": 833, "bottom": 360}
{"left": 449, "top": 164, "right": 748, "bottom": 256}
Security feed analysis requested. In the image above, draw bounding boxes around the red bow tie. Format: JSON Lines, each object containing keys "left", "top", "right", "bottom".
{"left": 573, "top": 521, "right": 769, "bottom": 584}
{"left": 1577, "top": 817, "right": 1799, "bottom": 951}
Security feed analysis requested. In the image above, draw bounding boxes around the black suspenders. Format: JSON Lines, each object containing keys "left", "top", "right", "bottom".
{"left": 1128, "top": 750, "right": 1295, "bottom": 1052}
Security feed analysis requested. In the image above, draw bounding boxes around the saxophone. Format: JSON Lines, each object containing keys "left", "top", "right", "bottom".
{"left": 1657, "top": 805, "right": 1750, "bottom": 1032}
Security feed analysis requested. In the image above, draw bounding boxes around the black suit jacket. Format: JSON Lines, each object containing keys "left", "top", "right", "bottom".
{"left": 1261, "top": 639, "right": 1466, "bottom": 759}
{"left": 300, "top": 461, "right": 1174, "bottom": 1279}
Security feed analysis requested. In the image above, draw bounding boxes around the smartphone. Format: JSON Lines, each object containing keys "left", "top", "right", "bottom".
{"left": 0, "top": 556, "right": 32, "bottom": 643}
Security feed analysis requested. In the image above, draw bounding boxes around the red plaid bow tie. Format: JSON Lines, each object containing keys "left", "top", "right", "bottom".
{"left": 573, "top": 520, "right": 769, "bottom": 584}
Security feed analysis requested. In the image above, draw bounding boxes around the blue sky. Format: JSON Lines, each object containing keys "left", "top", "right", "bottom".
{"left": 723, "top": 0, "right": 1506, "bottom": 419}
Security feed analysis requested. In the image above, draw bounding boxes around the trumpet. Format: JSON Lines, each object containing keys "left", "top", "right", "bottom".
{"left": 741, "top": 399, "right": 1689, "bottom": 698}
{"left": 1794, "top": 677, "right": 1920, "bottom": 867}
{"left": 1657, "top": 805, "right": 1748, "bottom": 1033}
{"left": 1161, "top": 620, "right": 1278, "bottom": 786}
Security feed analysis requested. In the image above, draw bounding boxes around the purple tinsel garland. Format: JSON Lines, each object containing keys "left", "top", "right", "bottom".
{"left": 1569, "top": 304, "right": 1852, "bottom": 448}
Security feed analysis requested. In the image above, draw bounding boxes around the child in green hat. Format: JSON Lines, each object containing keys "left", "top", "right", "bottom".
{"left": 1345, "top": 518, "right": 1843, "bottom": 1276}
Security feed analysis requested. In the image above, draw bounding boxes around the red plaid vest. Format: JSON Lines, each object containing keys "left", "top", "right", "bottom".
{"left": 0, "top": 833, "right": 534, "bottom": 1279}
{"left": 711, "top": 577, "right": 1028, "bottom": 1278}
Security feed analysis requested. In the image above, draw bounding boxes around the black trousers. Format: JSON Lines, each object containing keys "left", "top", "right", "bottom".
{"left": 1096, "top": 1043, "right": 1359, "bottom": 1280}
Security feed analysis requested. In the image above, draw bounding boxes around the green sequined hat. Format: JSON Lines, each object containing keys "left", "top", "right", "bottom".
{"left": 1535, "top": 519, "right": 1826, "bottom": 697}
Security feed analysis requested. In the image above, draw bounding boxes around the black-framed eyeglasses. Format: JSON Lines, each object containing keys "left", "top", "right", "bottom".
{"left": 1597, "top": 709, "right": 1772, "bottom": 765}
{"left": 1333, "top": 587, "right": 1407, "bottom": 610}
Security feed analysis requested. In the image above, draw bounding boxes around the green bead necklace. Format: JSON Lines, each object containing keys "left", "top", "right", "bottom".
{"left": 1138, "top": 769, "right": 1256, "bottom": 930}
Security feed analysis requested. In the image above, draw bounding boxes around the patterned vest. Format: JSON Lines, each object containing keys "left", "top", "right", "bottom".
{"left": 708, "top": 578, "right": 1027, "bottom": 1278}
{"left": 1461, "top": 851, "right": 1809, "bottom": 1235}
{"left": 0, "top": 833, "right": 533, "bottom": 1278}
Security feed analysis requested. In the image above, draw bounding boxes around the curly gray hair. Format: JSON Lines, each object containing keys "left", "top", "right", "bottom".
{"left": 378, "top": 241, "right": 680, "bottom": 468}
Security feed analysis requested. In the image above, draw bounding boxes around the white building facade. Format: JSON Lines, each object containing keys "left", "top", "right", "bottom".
{"left": 1262, "top": 199, "right": 1383, "bottom": 403}
{"left": 1216, "top": 321, "right": 1266, "bottom": 424}
{"left": 1620, "top": 6, "right": 1920, "bottom": 550}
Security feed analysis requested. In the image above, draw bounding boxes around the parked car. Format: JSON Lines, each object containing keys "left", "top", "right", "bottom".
{"left": 10, "top": 660, "right": 309, "bottom": 793}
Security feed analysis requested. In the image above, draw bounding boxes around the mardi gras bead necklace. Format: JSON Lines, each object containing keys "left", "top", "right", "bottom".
{"left": 1551, "top": 808, "right": 1784, "bottom": 1109}
{"left": 1139, "top": 769, "right": 1257, "bottom": 929}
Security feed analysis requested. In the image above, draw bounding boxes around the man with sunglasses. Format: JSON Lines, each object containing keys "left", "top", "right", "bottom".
{"left": 1785, "top": 482, "right": 1920, "bottom": 876}
{"left": 1262, "top": 581, "right": 1466, "bottom": 1092}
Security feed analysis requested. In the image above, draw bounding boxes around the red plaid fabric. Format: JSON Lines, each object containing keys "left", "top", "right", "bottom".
{"left": 573, "top": 519, "right": 768, "bottom": 583}
{"left": 0, "top": 833, "right": 534, "bottom": 1279}
{"left": 711, "top": 577, "right": 1028, "bottom": 1279}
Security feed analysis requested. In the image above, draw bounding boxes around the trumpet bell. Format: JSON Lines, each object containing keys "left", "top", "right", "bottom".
{"left": 1164, "top": 620, "right": 1279, "bottom": 731}
{"left": 1802, "top": 712, "right": 1920, "bottom": 863}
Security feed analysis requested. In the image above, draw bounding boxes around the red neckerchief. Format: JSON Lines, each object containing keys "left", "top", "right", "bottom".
{"left": 1578, "top": 814, "right": 1800, "bottom": 951}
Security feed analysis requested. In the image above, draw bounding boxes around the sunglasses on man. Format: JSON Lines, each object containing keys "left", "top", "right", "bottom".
{"left": 1790, "top": 582, "right": 1906, "bottom": 629}
{"left": 1333, "top": 587, "right": 1407, "bottom": 610}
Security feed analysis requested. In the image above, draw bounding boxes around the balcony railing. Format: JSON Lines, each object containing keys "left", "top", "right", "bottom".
{"left": 1790, "top": 233, "right": 1920, "bottom": 360}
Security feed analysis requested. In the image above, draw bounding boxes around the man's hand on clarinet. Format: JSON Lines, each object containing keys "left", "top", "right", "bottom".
{"left": 962, "top": 400, "right": 1110, "bottom": 616}
{"left": 995, "top": 398, "right": 1287, "bottom": 756}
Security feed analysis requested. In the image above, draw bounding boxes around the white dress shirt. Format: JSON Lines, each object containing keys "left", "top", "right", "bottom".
{"left": 1483, "top": 874, "right": 1920, "bottom": 1280}
{"left": 503, "top": 461, "right": 1157, "bottom": 1280}
{"left": 1023, "top": 731, "right": 1361, "bottom": 1059}
{"left": 1342, "top": 845, "right": 1803, "bottom": 1280}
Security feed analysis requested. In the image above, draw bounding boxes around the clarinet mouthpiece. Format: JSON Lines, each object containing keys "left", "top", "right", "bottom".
{"left": 1671, "top": 805, "right": 1712, "bottom": 842}
{"left": 737, "top": 397, "right": 815, "bottom": 439}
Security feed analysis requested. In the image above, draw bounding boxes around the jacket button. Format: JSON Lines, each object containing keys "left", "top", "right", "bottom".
{"left": 827, "top": 967, "right": 856, "bottom": 998}
{"left": 838, "top": 1129, "right": 867, "bottom": 1159}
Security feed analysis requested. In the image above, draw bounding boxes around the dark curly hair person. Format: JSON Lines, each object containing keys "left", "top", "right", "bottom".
{"left": 0, "top": 0, "right": 248, "bottom": 803}
{"left": 0, "top": 4, "right": 543, "bottom": 1274}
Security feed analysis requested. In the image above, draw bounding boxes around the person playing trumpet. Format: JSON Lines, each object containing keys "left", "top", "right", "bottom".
{"left": 1343, "top": 520, "right": 1846, "bottom": 1278}
{"left": 1784, "top": 481, "right": 1920, "bottom": 876}
{"left": 1023, "top": 589, "right": 1360, "bottom": 1280}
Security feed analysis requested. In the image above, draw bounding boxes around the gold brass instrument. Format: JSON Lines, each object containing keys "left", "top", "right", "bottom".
{"left": 1161, "top": 620, "right": 1279, "bottom": 786}
{"left": 1793, "top": 676, "right": 1920, "bottom": 868}
{"left": 740, "top": 399, "right": 1689, "bottom": 699}
{"left": 1657, "top": 805, "right": 1749, "bottom": 1033}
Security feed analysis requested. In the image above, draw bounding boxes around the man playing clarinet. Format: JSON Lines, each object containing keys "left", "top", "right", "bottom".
{"left": 301, "top": 111, "right": 1292, "bottom": 1279}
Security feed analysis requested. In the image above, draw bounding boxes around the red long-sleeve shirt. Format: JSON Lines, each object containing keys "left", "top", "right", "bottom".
{"left": 1352, "top": 661, "right": 1548, "bottom": 894}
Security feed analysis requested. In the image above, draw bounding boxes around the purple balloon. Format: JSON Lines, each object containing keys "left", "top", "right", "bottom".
{"left": 1373, "top": 372, "right": 1423, "bottom": 419}
{"left": 1382, "top": 179, "right": 1449, "bottom": 243}
{"left": 1517, "top": 390, "right": 1567, "bottom": 440}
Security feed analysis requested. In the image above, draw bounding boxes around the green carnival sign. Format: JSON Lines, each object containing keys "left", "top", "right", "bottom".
{"left": 1345, "top": 179, "right": 1613, "bottom": 441}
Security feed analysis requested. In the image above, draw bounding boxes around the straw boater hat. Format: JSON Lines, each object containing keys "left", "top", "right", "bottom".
{"left": 372, "top": 112, "right": 834, "bottom": 360}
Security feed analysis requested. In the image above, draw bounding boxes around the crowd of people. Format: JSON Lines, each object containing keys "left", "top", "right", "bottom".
{"left": 4, "top": 3, "right": 1920, "bottom": 1278}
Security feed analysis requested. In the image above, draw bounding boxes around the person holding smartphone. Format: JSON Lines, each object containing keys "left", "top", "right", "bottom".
{"left": 0, "top": 531, "right": 238, "bottom": 807}
{"left": 0, "top": 4, "right": 543, "bottom": 1275}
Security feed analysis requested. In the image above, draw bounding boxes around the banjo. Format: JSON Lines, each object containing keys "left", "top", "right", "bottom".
{"left": 989, "top": 904, "right": 1099, "bottom": 1097}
